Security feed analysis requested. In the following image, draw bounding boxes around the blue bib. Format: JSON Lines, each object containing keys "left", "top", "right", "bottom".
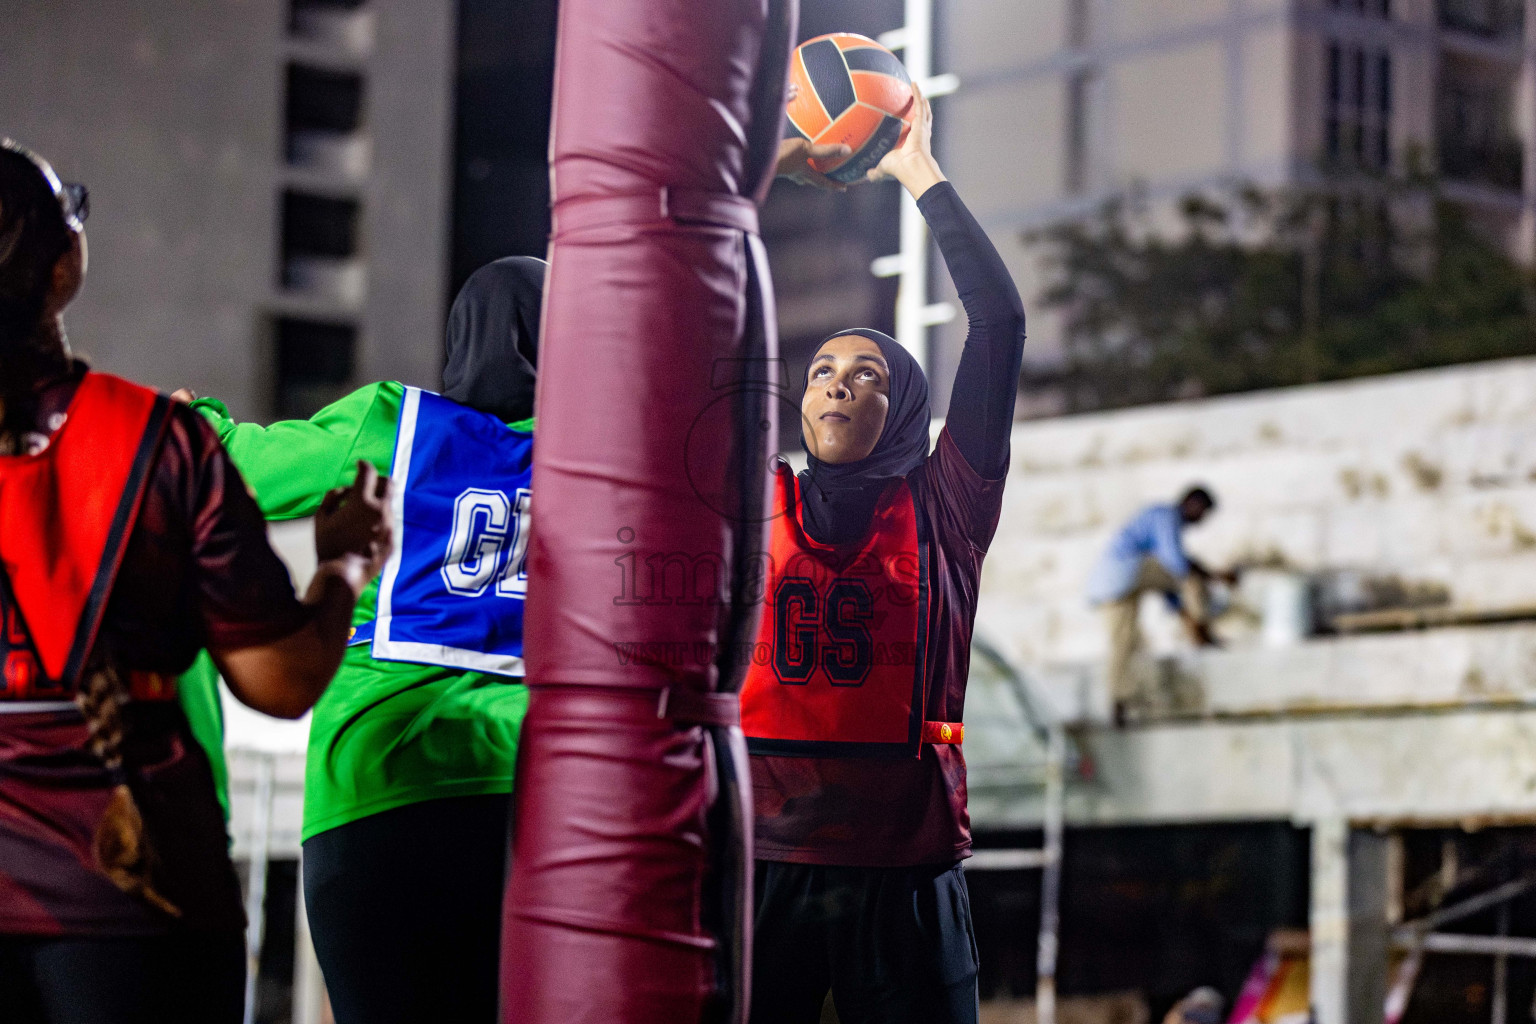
{"left": 361, "top": 387, "right": 532, "bottom": 677}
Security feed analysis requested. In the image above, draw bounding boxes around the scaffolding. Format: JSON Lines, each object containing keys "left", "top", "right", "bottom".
{"left": 963, "top": 636, "right": 1073, "bottom": 1024}
{"left": 1384, "top": 838, "right": 1536, "bottom": 1024}
{"left": 229, "top": 748, "right": 324, "bottom": 1024}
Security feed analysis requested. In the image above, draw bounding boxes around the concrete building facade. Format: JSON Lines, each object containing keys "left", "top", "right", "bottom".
{"left": 0, "top": 0, "right": 455, "bottom": 421}
{"left": 934, "top": 0, "right": 1536, "bottom": 397}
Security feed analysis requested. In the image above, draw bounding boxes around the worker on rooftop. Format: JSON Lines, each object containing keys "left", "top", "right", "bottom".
{"left": 1087, "top": 486, "right": 1236, "bottom": 724}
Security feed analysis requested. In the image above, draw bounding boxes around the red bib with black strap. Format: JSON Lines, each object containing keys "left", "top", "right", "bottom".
{"left": 0, "top": 372, "right": 172, "bottom": 700}
{"left": 741, "top": 461, "right": 961, "bottom": 759}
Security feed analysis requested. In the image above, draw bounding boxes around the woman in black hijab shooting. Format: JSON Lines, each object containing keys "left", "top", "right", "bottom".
{"left": 746, "top": 86, "right": 1027, "bottom": 1024}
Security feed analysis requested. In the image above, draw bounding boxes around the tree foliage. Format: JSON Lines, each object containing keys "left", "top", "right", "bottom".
{"left": 1025, "top": 180, "right": 1536, "bottom": 412}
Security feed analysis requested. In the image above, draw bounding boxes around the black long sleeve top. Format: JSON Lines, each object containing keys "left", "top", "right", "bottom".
{"left": 916, "top": 181, "right": 1026, "bottom": 479}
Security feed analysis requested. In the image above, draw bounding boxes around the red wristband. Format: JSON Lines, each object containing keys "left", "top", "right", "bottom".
{"left": 922, "top": 721, "right": 963, "bottom": 745}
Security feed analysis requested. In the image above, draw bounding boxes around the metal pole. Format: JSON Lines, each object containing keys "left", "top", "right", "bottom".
{"left": 1311, "top": 818, "right": 1350, "bottom": 1024}
{"left": 872, "top": 3, "right": 960, "bottom": 374}
{"left": 242, "top": 754, "right": 275, "bottom": 1024}
{"left": 1384, "top": 947, "right": 1423, "bottom": 1024}
{"left": 1406, "top": 933, "right": 1536, "bottom": 958}
{"left": 894, "top": 0, "right": 932, "bottom": 371}
{"left": 1494, "top": 902, "right": 1511, "bottom": 1024}
{"left": 1036, "top": 723, "right": 1066, "bottom": 1024}
{"left": 1393, "top": 877, "right": 1536, "bottom": 943}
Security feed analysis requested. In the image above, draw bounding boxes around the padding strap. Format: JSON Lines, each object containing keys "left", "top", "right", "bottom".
{"left": 922, "top": 721, "right": 964, "bottom": 745}
{"left": 657, "top": 686, "right": 741, "bottom": 728}
{"left": 553, "top": 188, "right": 760, "bottom": 236}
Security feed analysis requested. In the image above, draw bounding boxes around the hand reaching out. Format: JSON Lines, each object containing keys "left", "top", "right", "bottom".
{"left": 314, "top": 461, "right": 394, "bottom": 584}
{"left": 777, "top": 81, "right": 852, "bottom": 190}
{"left": 776, "top": 138, "right": 852, "bottom": 191}
{"left": 777, "top": 79, "right": 944, "bottom": 197}
{"left": 867, "top": 82, "right": 945, "bottom": 199}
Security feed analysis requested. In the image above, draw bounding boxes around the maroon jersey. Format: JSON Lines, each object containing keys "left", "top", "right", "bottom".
{"left": 0, "top": 366, "right": 307, "bottom": 935}
{"left": 750, "top": 428, "right": 1006, "bottom": 867}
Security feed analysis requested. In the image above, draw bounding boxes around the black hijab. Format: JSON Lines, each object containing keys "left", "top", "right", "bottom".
{"left": 798, "top": 329, "right": 931, "bottom": 545}
{"left": 441, "top": 256, "right": 546, "bottom": 422}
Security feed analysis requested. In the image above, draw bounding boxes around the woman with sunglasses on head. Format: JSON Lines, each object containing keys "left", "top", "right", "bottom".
{"left": 0, "top": 140, "right": 391, "bottom": 1024}
{"left": 746, "top": 86, "right": 1026, "bottom": 1024}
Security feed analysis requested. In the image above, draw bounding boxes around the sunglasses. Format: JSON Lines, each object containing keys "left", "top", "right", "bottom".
{"left": 60, "top": 182, "right": 89, "bottom": 226}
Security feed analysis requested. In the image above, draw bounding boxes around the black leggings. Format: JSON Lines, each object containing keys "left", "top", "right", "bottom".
{"left": 0, "top": 931, "right": 244, "bottom": 1024}
{"left": 751, "top": 860, "right": 980, "bottom": 1024}
{"left": 302, "top": 793, "right": 511, "bottom": 1024}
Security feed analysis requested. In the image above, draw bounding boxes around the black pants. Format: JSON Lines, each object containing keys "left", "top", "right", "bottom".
{"left": 302, "top": 793, "right": 511, "bottom": 1024}
{"left": 750, "top": 860, "right": 980, "bottom": 1024}
{"left": 0, "top": 931, "right": 244, "bottom": 1024}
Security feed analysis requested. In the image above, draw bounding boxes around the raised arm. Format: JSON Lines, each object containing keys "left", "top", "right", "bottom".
{"left": 184, "top": 382, "right": 401, "bottom": 519}
{"left": 873, "top": 87, "right": 1027, "bottom": 479}
{"left": 210, "top": 462, "right": 393, "bottom": 718}
{"left": 921, "top": 185, "right": 1025, "bottom": 478}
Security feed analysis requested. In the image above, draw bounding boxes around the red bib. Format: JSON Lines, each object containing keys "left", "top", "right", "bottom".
{"left": 741, "top": 462, "right": 957, "bottom": 759}
{"left": 0, "top": 372, "right": 171, "bottom": 699}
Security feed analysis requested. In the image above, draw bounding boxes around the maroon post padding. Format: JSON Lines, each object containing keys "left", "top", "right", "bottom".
{"left": 501, "top": 1, "right": 796, "bottom": 1022}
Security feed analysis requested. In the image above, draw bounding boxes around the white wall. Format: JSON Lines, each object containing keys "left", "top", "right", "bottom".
{"left": 979, "top": 357, "right": 1536, "bottom": 679}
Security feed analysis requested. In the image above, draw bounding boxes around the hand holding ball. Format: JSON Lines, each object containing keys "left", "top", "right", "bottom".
{"left": 783, "top": 33, "right": 915, "bottom": 185}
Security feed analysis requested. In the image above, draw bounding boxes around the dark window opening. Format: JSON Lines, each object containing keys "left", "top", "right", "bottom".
{"left": 1438, "top": 0, "right": 1524, "bottom": 38}
{"left": 1328, "top": 0, "right": 1392, "bottom": 18}
{"left": 1325, "top": 44, "right": 1342, "bottom": 161}
{"left": 281, "top": 191, "right": 359, "bottom": 260}
{"left": 451, "top": 0, "right": 560, "bottom": 292}
{"left": 274, "top": 317, "right": 356, "bottom": 418}
{"left": 285, "top": 64, "right": 364, "bottom": 136}
{"left": 1066, "top": 72, "right": 1095, "bottom": 194}
{"left": 1437, "top": 80, "right": 1523, "bottom": 190}
{"left": 1375, "top": 53, "right": 1392, "bottom": 168}
{"left": 1351, "top": 48, "right": 1367, "bottom": 159}
{"left": 292, "top": 0, "right": 365, "bottom": 10}
{"left": 1325, "top": 42, "right": 1391, "bottom": 170}
{"left": 970, "top": 823, "right": 1310, "bottom": 1019}
{"left": 289, "top": 0, "right": 366, "bottom": 32}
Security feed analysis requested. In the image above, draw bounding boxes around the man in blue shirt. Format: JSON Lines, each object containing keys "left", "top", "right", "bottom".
{"left": 1087, "top": 487, "right": 1235, "bottom": 721}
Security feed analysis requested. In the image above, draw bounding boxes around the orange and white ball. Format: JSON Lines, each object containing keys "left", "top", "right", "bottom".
{"left": 785, "top": 33, "right": 915, "bottom": 184}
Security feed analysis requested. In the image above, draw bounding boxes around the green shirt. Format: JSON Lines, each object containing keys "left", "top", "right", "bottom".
{"left": 190, "top": 382, "right": 531, "bottom": 841}
{"left": 178, "top": 653, "right": 230, "bottom": 821}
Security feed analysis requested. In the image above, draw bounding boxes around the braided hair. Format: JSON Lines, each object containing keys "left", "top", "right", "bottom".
{"left": 0, "top": 142, "right": 73, "bottom": 450}
{"left": 0, "top": 143, "right": 177, "bottom": 915}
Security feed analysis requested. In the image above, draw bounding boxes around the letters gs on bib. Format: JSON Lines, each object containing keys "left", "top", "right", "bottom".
{"left": 442, "top": 487, "right": 531, "bottom": 599}
{"left": 767, "top": 550, "right": 920, "bottom": 687}
{"left": 741, "top": 471, "right": 929, "bottom": 755}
